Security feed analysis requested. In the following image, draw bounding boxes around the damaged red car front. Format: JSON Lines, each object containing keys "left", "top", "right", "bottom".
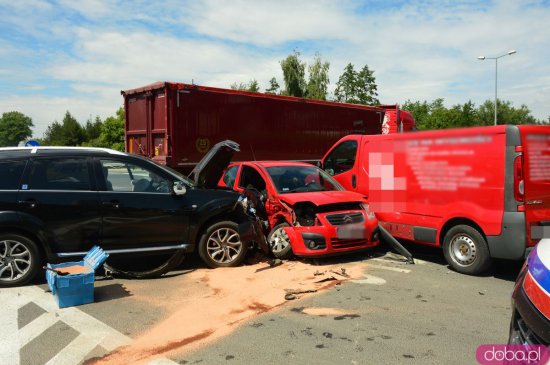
{"left": 220, "top": 161, "right": 380, "bottom": 258}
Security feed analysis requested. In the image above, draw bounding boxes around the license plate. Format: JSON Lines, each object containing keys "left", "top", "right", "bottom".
{"left": 337, "top": 225, "right": 366, "bottom": 239}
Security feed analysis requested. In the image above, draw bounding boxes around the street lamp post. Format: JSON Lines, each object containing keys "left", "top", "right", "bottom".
{"left": 477, "top": 50, "right": 517, "bottom": 125}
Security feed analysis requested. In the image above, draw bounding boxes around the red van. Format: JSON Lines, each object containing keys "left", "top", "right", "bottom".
{"left": 321, "top": 125, "right": 550, "bottom": 275}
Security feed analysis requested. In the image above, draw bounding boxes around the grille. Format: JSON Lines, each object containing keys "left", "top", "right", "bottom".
{"left": 326, "top": 212, "right": 364, "bottom": 226}
{"left": 513, "top": 312, "right": 547, "bottom": 345}
{"left": 330, "top": 238, "right": 368, "bottom": 249}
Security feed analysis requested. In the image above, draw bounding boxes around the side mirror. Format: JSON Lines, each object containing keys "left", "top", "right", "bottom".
{"left": 172, "top": 181, "right": 187, "bottom": 196}
{"left": 316, "top": 160, "right": 322, "bottom": 169}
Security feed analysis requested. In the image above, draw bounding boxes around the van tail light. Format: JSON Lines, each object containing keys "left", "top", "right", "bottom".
{"left": 514, "top": 155, "right": 524, "bottom": 203}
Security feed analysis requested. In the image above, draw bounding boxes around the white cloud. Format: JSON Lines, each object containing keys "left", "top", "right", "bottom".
{"left": 1, "top": 0, "right": 548, "bottom": 139}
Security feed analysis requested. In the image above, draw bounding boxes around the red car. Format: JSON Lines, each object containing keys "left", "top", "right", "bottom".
{"left": 219, "top": 161, "right": 380, "bottom": 258}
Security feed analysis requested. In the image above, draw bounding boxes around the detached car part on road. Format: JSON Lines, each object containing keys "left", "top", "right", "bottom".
{"left": 219, "top": 161, "right": 380, "bottom": 259}
{"left": 509, "top": 238, "right": 550, "bottom": 346}
{"left": 0, "top": 141, "right": 261, "bottom": 287}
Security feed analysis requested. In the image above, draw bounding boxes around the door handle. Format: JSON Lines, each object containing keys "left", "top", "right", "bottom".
{"left": 102, "top": 201, "right": 120, "bottom": 209}
{"left": 351, "top": 174, "right": 357, "bottom": 188}
{"left": 18, "top": 200, "right": 37, "bottom": 208}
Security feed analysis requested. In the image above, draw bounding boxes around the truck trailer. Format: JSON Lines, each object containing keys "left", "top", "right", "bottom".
{"left": 121, "top": 82, "right": 416, "bottom": 171}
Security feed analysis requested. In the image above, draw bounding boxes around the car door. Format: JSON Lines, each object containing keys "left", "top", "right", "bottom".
{"left": 96, "top": 157, "right": 190, "bottom": 250}
{"left": 17, "top": 156, "right": 102, "bottom": 255}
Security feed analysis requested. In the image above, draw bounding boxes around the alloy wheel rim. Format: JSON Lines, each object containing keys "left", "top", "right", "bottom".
{"left": 450, "top": 235, "right": 477, "bottom": 267}
{"left": 0, "top": 240, "right": 31, "bottom": 282}
{"left": 206, "top": 228, "right": 242, "bottom": 264}
{"left": 270, "top": 227, "right": 291, "bottom": 253}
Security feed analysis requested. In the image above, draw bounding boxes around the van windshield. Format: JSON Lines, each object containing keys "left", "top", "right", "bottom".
{"left": 266, "top": 165, "right": 343, "bottom": 194}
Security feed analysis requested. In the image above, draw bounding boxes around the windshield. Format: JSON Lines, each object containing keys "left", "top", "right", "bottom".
{"left": 266, "top": 165, "right": 343, "bottom": 194}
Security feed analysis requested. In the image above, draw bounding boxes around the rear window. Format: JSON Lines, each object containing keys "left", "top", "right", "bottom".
{"left": 525, "top": 133, "right": 550, "bottom": 183}
{"left": 0, "top": 160, "right": 26, "bottom": 190}
{"left": 29, "top": 158, "right": 91, "bottom": 191}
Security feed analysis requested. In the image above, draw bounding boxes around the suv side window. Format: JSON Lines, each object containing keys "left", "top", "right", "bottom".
{"left": 100, "top": 159, "right": 170, "bottom": 193}
{"left": 222, "top": 166, "right": 239, "bottom": 188}
{"left": 323, "top": 140, "right": 358, "bottom": 175}
{"left": 0, "top": 160, "right": 26, "bottom": 190}
{"left": 239, "top": 165, "right": 266, "bottom": 192}
{"left": 29, "top": 158, "right": 91, "bottom": 191}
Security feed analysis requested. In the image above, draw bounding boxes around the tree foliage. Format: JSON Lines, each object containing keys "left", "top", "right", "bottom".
{"left": 402, "top": 99, "right": 539, "bottom": 130}
{"left": 280, "top": 51, "right": 307, "bottom": 97}
{"left": 334, "top": 63, "right": 379, "bottom": 105}
{"left": 306, "top": 54, "right": 330, "bottom": 100}
{"left": 230, "top": 79, "right": 259, "bottom": 92}
{"left": 0, "top": 111, "right": 34, "bottom": 147}
{"left": 265, "top": 77, "right": 280, "bottom": 94}
{"left": 43, "top": 111, "right": 85, "bottom": 146}
{"left": 42, "top": 107, "right": 125, "bottom": 151}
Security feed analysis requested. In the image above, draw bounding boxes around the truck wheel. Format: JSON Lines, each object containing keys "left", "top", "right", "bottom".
{"left": 268, "top": 223, "right": 294, "bottom": 260}
{"left": 442, "top": 225, "right": 492, "bottom": 275}
{"left": 0, "top": 233, "right": 41, "bottom": 287}
{"left": 199, "top": 221, "right": 247, "bottom": 268}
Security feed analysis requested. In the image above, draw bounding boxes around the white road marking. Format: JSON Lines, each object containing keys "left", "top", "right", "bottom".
{"left": 367, "top": 264, "right": 411, "bottom": 273}
{"left": 3, "top": 285, "right": 180, "bottom": 365}
{"left": 372, "top": 257, "right": 428, "bottom": 265}
{"left": 352, "top": 274, "right": 387, "bottom": 285}
{"left": 0, "top": 288, "right": 21, "bottom": 365}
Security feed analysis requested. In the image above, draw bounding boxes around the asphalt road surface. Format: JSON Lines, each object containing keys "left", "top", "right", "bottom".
{"left": 2, "top": 245, "right": 521, "bottom": 365}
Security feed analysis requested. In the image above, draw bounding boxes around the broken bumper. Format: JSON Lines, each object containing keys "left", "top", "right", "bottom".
{"left": 283, "top": 212, "right": 379, "bottom": 257}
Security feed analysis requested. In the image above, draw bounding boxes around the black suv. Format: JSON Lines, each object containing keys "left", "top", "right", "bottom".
{"left": 0, "top": 142, "right": 252, "bottom": 287}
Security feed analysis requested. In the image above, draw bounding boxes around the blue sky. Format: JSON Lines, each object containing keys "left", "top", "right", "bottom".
{"left": 1, "top": 0, "right": 549, "bottom": 137}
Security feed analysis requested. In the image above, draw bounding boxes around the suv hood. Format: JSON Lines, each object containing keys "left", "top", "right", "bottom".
{"left": 280, "top": 191, "right": 365, "bottom": 206}
{"left": 189, "top": 140, "right": 240, "bottom": 188}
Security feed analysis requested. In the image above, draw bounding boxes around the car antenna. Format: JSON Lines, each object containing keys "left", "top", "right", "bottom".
{"left": 250, "top": 144, "right": 256, "bottom": 161}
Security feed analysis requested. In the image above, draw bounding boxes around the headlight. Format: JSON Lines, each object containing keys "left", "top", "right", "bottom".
{"left": 361, "top": 203, "right": 376, "bottom": 220}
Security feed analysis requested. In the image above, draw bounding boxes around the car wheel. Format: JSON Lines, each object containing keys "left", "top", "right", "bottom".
{"left": 268, "top": 223, "right": 294, "bottom": 260}
{"left": 442, "top": 225, "right": 492, "bottom": 275}
{"left": 0, "top": 233, "right": 41, "bottom": 287}
{"left": 199, "top": 221, "right": 247, "bottom": 268}
{"left": 104, "top": 250, "right": 185, "bottom": 279}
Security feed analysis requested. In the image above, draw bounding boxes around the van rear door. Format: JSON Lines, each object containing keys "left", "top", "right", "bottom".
{"left": 520, "top": 125, "right": 550, "bottom": 246}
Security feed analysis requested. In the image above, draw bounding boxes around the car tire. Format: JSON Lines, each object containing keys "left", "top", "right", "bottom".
{"left": 268, "top": 223, "right": 294, "bottom": 260}
{"left": 104, "top": 250, "right": 185, "bottom": 279}
{"left": 0, "top": 233, "right": 41, "bottom": 287}
{"left": 442, "top": 225, "right": 492, "bottom": 275}
{"left": 199, "top": 221, "right": 247, "bottom": 268}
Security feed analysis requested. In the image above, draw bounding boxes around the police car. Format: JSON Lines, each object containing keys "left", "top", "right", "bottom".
{"left": 509, "top": 238, "right": 550, "bottom": 345}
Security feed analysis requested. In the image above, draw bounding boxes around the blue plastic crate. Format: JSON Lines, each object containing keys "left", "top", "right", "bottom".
{"left": 46, "top": 246, "right": 109, "bottom": 308}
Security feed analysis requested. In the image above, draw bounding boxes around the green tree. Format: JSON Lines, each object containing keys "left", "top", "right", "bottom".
{"left": 0, "top": 111, "right": 34, "bottom": 146}
{"left": 335, "top": 63, "right": 380, "bottom": 105}
{"left": 477, "top": 100, "right": 537, "bottom": 126}
{"left": 265, "top": 77, "right": 280, "bottom": 94}
{"left": 280, "top": 51, "right": 306, "bottom": 97}
{"left": 84, "top": 116, "right": 103, "bottom": 141}
{"left": 43, "top": 111, "right": 85, "bottom": 146}
{"left": 100, "top": 107, "right": 125, "bottom": 151}
{"left": 356, "top": 65, "right": 379, "bottom": 105}
{"left": 43, "top": 121, "right": 64, "bottom": 145}
{"left": 334, "top": 63, "right": 357, "bottom": 103}
{"left": 306, "top": 54, "right": 330, "bottom": 100}
{"left": 230, "top": 79, "right": 259, "bottom": 92}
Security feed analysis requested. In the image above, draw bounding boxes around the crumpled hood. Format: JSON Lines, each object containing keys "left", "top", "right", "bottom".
{"left": 279, "top": 191, "right": 365, "bottom": 206}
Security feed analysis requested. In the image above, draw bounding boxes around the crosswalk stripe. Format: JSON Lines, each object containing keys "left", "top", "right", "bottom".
{"left": 2, "top": 285, "right": 178, "bottom": 365}
{"left": 368, "top": 264, "right": 411, "bottom": 273}
{"left": 0, "top": 289, "right": 21, "bottom": 365}
{"left": 45, "top": 333, "right": 101, "bottom": 365}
